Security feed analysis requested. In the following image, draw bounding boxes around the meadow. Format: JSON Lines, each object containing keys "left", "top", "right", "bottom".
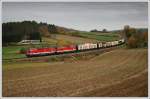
{"left": 77, "top": 32, "right": 120, "bottom": 41}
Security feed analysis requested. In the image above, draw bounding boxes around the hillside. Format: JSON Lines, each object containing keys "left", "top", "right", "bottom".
{"left": 2, "top": 21, "right": 121, "bottom": 45}
{"left": 43, "top": 34, "right": 98, "bottom": 45}
{"left": 3, "top": 48, "right": 148, "bottom": 96}
{"left": 56, "top": 26, "right": 78, "bottom": 34}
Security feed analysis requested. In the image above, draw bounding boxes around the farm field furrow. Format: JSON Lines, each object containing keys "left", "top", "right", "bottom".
{"left": 2, "top": 48, "right": 148, "bottom": 97}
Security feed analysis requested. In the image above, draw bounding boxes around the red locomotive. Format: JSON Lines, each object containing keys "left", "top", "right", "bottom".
{"left": 56, "top": 45, "right": 76, "bottom": 53}
{"left": 26, "top": 47, "right": 56, "bottom": 57}
{"left": 26, "top": 45, "right": 77, "bottom": 57}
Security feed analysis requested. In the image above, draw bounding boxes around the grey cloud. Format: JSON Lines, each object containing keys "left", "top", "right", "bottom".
{"left": 2, "top": 2, "right": 148, "bottom": 31}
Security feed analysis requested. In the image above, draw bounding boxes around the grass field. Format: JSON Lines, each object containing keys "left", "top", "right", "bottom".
{"left": 77, "top": 32, "right": 120, "bottom": 41}
{"left": 3, "top": 48, "right": 148, "bottom": 96}
{"left": 43, "top": 32, "right": 120, "bottom": 44}
{"left": 55, "top": 34, "right": 98, "bottom": 44}
{"left": 2, "top": 46, "right": 26, "bottom": 59}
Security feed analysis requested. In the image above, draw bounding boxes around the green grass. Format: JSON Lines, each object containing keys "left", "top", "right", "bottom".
{"left": 2, "top": 46, "right": 26, "bottom": 59}
{"left": 2, "top": 44, "right": 55, "bottom": 60}
{"left": 77, "top": 32, "right": 120, "bottom": 41}
{"left": 61, "top": 30, "right": 120, "bottom": 41}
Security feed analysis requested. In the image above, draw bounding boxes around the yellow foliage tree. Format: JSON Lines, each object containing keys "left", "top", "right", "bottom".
{"left": 143, "top": 32, "right": 148, "bottom": 42}
{"left": 38, "top": 26, "right": 50, "bottom": 37}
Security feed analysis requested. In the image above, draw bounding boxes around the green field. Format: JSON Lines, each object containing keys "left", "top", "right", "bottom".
{"left": 75, "top": 32, "right": 120, "bottom": 41}
{"left": 2, "top": 46, "right": 26, "bottom": 59}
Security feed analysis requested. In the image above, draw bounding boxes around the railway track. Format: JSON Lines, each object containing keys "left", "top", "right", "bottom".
{"left": 3, "top": 45, "right": 123, "bottom": 62}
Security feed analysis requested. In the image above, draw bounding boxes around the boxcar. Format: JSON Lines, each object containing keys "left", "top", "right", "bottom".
{"left": 78, "top": 43, "right": 97, "bottom": 51}
{"left": 98, "top": 42, "right": 103, "bottom": 48}
{"left": 119, "top": 39, "right": 125, "bottom": 44}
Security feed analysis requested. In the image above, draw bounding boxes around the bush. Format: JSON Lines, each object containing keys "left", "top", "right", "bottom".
{"left": 20, "top": 47, "right": 27, "bottom": 54}
{"left": 127, "top": 36, "right": 138, "bottom": 48}
{"left": 123, "top": 25, "right": 148, "bottom": 48}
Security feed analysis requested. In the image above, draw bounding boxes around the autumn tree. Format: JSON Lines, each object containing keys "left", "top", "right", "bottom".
{"left": 123, "top": 25, "right": 148, "bottom": 48}
{"left": 142, "top": 32, "right": 148, "bottom": 47}
{"left": 123, "top": 25, "right": 130, "bottom": 42}
{"left": 38, "top": 25, "right": 50, "bottom": 37}
{"left": 127, "top": 35, "right": 138, "bottom": 48}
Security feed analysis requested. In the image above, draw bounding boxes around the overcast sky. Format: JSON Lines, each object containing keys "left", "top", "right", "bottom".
{"left": 2, "top": 2, "right": 148, "bottom": 31}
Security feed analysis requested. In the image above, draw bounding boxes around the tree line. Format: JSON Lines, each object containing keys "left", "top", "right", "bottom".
{"left": 90, "top": 28, "right": 109, "bottom": 33}
{"left": 123, "top": 25, "right": 148, "bottom": 48}
{"left": 2, "top": 21, "right": 58, "bottom": 46}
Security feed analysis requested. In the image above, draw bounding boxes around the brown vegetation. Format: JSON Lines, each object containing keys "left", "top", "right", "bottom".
{"left": 123, "top": 25, "right": 148, "bottom": 48}
{"left": 127, "top": 35, "right": 138, "bottom": 48}
{"left": 38, "top": 25, "right": 50, "bottom": 37}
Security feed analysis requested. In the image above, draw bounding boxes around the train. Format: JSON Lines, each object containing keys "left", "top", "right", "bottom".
{"left": 26, "top": 39, "right": 125, "bottom": 57}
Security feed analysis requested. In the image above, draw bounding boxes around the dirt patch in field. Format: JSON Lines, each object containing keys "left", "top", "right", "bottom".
{"left": 3, "top": 48, "right": 148, "bottom": 97}
{"left": 77, "top": 70, "right": 148, "bottom": 97}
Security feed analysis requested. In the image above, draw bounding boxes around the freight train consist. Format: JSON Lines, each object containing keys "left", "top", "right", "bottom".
{"left": 26, "top": 39, "right": 125, "bottom": 57}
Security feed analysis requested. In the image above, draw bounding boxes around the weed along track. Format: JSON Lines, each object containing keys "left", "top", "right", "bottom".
{"left": 3, "top": 48, "right": 148, "bottom": 97}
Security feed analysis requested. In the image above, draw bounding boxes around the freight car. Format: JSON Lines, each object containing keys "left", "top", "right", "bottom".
{"left": 25, "top": 39, "right": 125, "bottom": 57}
{"left": 77, "top": 43, "right": 97, "bottom": 51}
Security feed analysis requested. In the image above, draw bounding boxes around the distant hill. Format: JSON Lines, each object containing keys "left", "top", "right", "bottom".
{"left": 136, "top": 28, "right": 148, "bottom": 33}
{"left": 109, "top": 28, "right": 148, "bottom": 33}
